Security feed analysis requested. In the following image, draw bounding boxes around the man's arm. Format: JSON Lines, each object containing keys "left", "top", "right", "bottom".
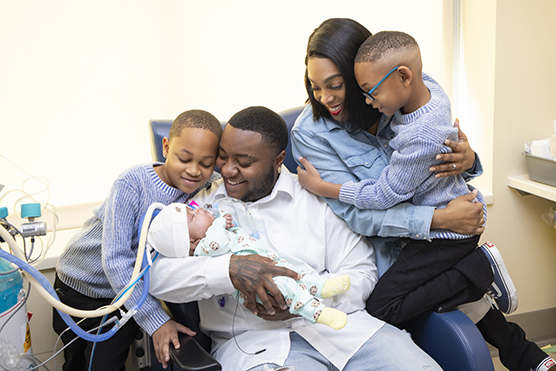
{"left": 149, "top": 254, "right": 234, "bottom": 302}
{"left": 198, "top": 188, "right": 302, "bottom": 315}
{"left": 149, "top": 251, "right": 300, "bottom": 315}
{"left": 229, "top": 254, "right": 300, "bottom": 315}
{"left": 257, "top": 204, "right": 376, "bottom": 322}
{"left": 322, "top": 205, "right": 377, "bottom": 313}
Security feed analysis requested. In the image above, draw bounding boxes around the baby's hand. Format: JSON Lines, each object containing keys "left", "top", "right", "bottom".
{"left": 224, "top": 213, "right": 234, "bottom": 229}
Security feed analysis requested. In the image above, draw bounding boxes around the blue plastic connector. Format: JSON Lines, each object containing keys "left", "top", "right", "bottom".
{"left": 21, "top": 203, "right": 41, "bottom": 219}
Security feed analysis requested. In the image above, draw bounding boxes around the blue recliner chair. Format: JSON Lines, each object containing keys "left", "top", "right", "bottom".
{"left": 145, "top": 106, "right": 495, "bottom": 371}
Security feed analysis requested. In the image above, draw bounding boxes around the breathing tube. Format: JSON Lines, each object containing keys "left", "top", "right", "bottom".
{"left": 0, "top": 244, "right": 152, "bottom": 342}
{"left": 0, "top": 202, "right": 165, "bottom": 341}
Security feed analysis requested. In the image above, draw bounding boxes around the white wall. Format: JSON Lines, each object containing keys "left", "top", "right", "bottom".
{"left": 456, "top": 0, "right": 496, "bottom": 194}
{"left": 459, "top": 0, "right": 556, "bottom": 315}
{"left": 0, "top": 0, "right": 451, "bottom": 211}
{"left": 486, "top": 0, "right": 556, "bottom": 314}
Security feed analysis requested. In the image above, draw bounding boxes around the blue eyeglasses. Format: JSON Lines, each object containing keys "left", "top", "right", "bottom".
{"left": 360, "top": 66, "right": 401, "bottom": 101}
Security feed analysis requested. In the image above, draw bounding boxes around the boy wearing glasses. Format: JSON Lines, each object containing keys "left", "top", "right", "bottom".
{"left": 298, "top": 29, "right": 507, "bottom": 317}
{"left": 297, "top": 30, "right": 556, "bottom": 371}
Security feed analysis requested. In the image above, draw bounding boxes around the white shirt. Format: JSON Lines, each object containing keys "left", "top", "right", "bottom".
{"left": 149, "top": 167, "right": 384, "bottom": 371}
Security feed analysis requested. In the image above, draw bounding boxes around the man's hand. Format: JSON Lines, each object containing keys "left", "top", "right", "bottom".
{"left": 152, "top": 320, "right": 196, "bottom": 369}
{"left": 229, "top": 254, "right": 301, "bottom": 315}
{"left": 255, "top": 303, "right": 298, "bottom": 321}
{"left": 431, "top": 189, "right": 485, "bottom": 235}
{"left": 430, "top": 119, "right": 476, "bottom": 177}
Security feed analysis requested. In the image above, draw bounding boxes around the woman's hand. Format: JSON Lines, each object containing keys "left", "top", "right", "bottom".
{"left": 430, "top": 119, "right": 476, "bottom": 177}
{"left": 297, "top": 157, "right": 341, "bottom": 199}
{"left": 152, "top": 320, "right": 196, "bottom": 369}
{"left": 297, "top": 157, "right": 326, "bottom": 194}
{"left": 431, "top": 189, "right": 485, "bottom": 235}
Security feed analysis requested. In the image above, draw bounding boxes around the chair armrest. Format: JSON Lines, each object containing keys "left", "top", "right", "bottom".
{"left": 403, "top": 310, "right": 494, "bottom": 371}
{"left": 164, "top": 301, "right": 212, "bottom": 353}
{"left": 169, "top": 332, "right": 222, "bottom": 371}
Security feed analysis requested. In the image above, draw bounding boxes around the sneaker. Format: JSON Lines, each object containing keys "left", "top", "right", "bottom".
{"left": 479, "top": 242, "right": 518, "bottom": 314}
{"left": 536, "top": 357, "right": 556, "bottom": 371}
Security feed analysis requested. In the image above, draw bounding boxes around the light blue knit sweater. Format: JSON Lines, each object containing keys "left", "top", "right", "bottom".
{"left": 340, "top": 74, "right": 486, "bottom": 240}
{"left": 56, "top": 163, "right": 219, "bottom": 335}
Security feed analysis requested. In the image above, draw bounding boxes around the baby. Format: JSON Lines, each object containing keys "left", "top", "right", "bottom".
{"left": 147, "top": 202, "right": 351, "bottom": 330}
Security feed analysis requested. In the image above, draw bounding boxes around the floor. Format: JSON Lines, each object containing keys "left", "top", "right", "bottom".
{"left": 492, "top": 356, "right": 510, "bottom": 370}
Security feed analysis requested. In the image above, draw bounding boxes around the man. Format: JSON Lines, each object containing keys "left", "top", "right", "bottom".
{"left": 149, "top": 106, "right": 442, "bottom": 371}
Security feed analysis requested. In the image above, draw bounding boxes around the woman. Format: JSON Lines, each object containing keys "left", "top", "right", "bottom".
{"left": 292, "top": 18, "right": 482, "bottom": 276}
{"left": 290, "top": 17, "right": 554, "bottom": 371}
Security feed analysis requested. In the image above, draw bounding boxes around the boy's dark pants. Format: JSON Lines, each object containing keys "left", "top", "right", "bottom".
{"left": 476, "top": 307, "right": 549, "bottom": 371}
{"left": 52, "top": 275, "right": 140, "bottom": 371}
{"left": 367, "top": 235, "right": 489, "bottom": 324}
{"left": 366, "top": 236, "right": 548, "bottom": 371}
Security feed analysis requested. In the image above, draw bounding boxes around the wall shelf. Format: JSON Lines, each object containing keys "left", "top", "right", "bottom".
{"left": 507, "top": 174, "right": 556, "bottom": 202}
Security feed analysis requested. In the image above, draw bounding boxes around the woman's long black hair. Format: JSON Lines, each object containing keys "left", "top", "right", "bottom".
{"left": 305, "top": 18, "right": 381, "bottom": 132}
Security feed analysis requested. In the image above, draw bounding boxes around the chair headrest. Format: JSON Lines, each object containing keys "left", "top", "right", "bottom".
{"left": 148, "top": 106, "right": 305, "bottom": 174}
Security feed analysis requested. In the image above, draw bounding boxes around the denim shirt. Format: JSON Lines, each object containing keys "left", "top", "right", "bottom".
{"left": 290, "top": 104, "right": 483, "bottom": 276}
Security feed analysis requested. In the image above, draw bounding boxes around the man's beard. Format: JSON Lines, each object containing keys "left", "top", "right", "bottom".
{"left": 241, "top": 166, "right": 277, "bottom": 203}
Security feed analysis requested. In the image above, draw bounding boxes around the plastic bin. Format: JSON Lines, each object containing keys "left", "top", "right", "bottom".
{"left": 524, "top": 153, "right": 556, "bottom": 187}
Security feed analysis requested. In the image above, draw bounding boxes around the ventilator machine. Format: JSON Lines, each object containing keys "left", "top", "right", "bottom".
{"left": 0, "top": 183, "right": 162, "bottom": 371}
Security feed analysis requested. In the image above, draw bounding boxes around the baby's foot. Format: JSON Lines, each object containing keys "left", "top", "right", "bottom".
{"left": 315, "top": 307, "right": 347, "bottom": 330}
{"left": 321, "top": 274, "right": 350, "bottom": 298}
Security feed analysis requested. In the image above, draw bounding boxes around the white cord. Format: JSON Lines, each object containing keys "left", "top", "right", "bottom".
{"left": 0, "top": 154, "right": 59, "bottom": 265}
{"left": 25, "top": 317, "right": 116, "bottom": 371}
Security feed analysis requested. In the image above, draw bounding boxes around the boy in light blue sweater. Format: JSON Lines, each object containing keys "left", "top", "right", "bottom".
{"left": 297, "top": 30, "right": 516, "bottom": 320}
{"left": 53, "top": 109, "right": 222, "bottom": 371}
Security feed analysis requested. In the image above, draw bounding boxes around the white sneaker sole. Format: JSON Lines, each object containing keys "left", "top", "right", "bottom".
{"left": 481, "top": 242, "right": 518, "bottom": 314}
